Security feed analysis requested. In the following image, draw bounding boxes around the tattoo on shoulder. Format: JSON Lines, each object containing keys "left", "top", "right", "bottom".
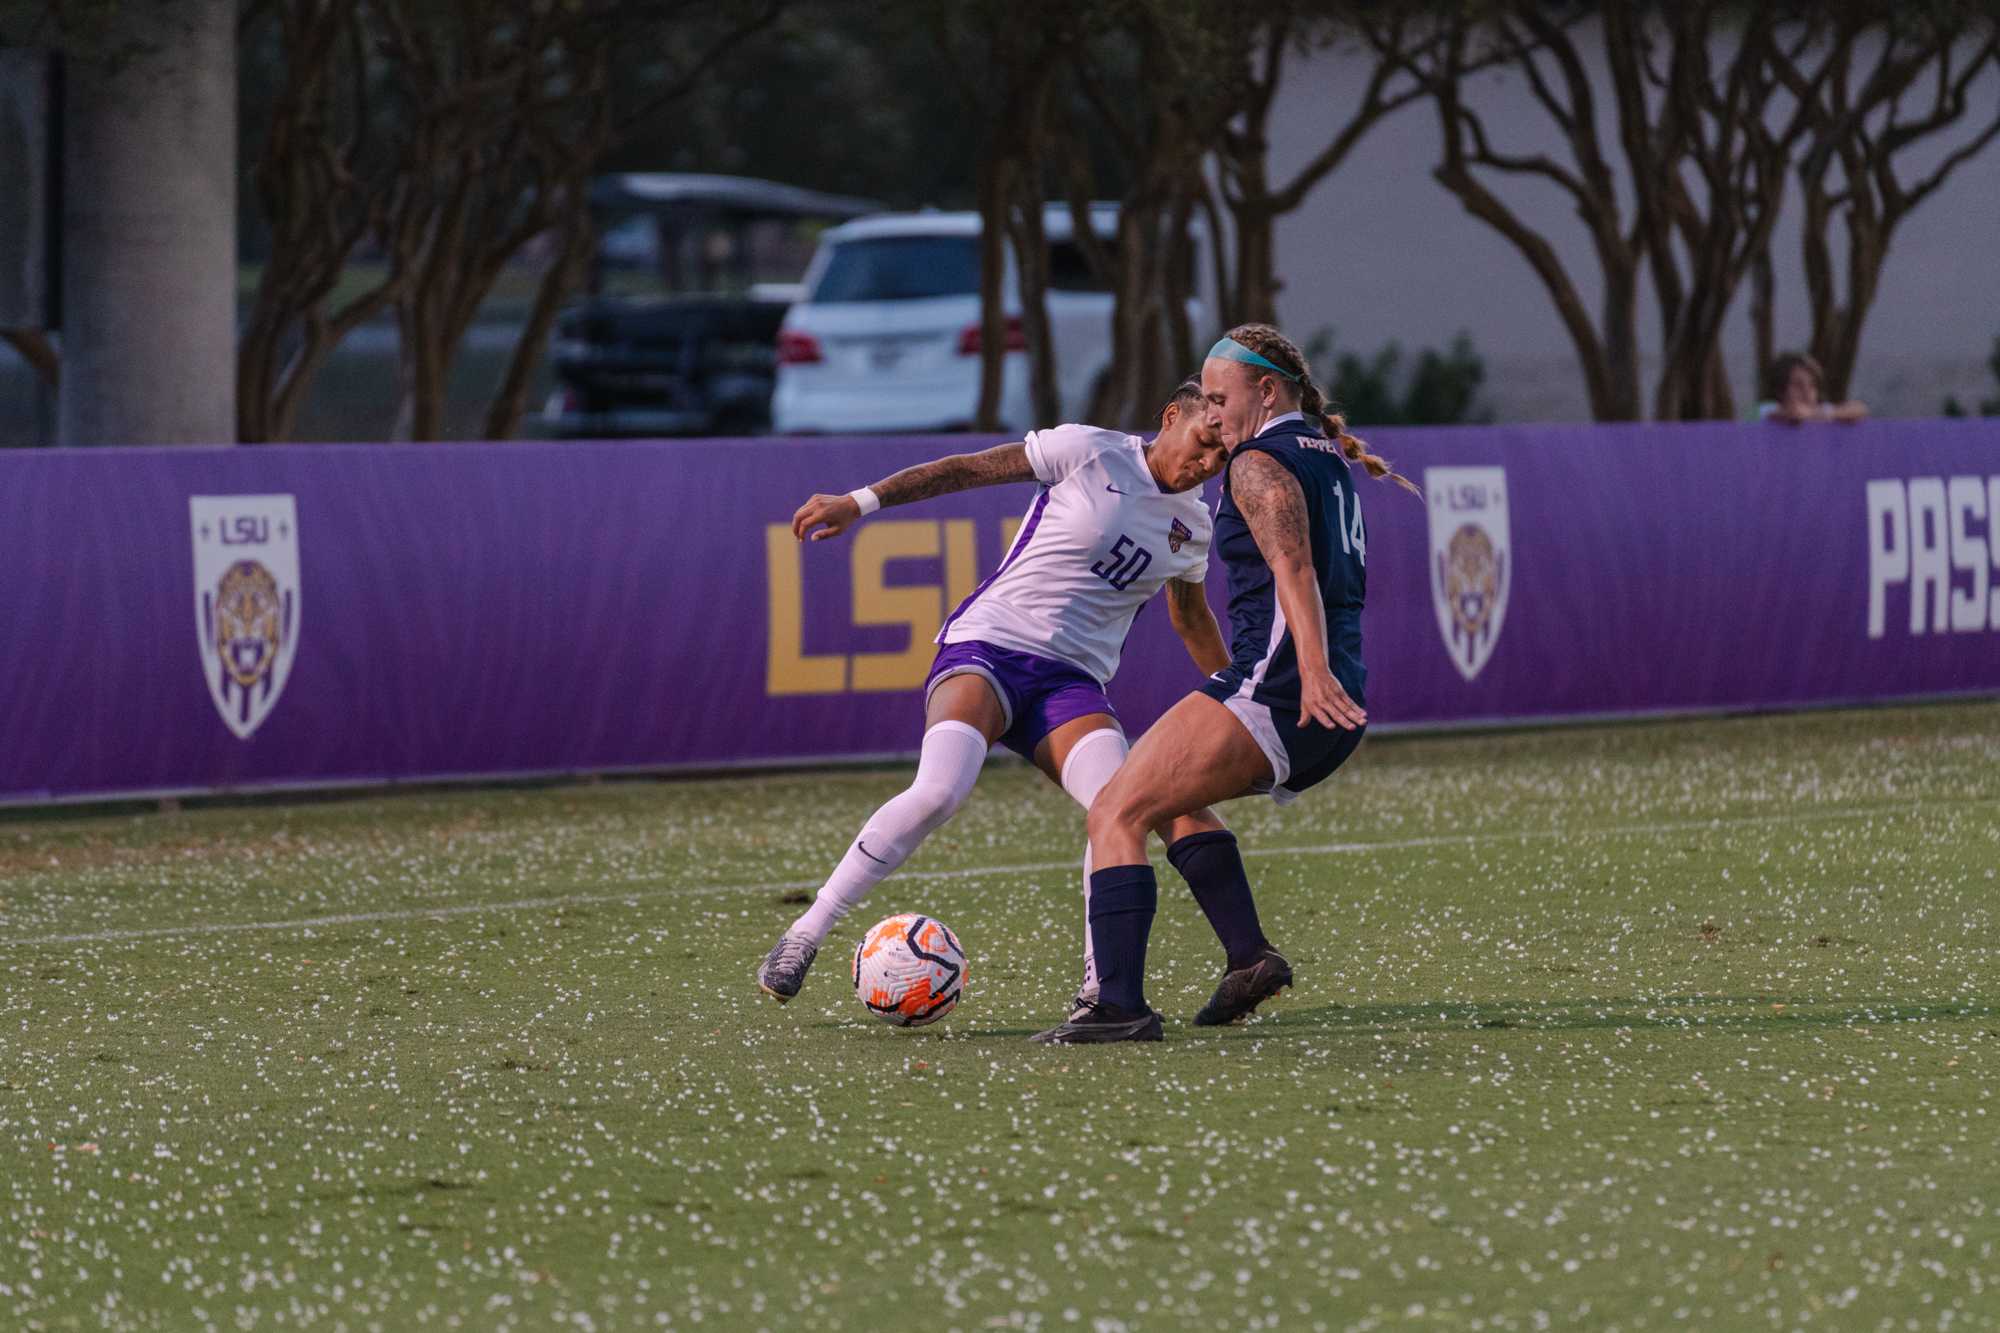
{"left": 875, "top": 443, "right": 1034, "bottom": 507}
{"left": 1232, "top": 452, "right": 1310, "bottom": 560}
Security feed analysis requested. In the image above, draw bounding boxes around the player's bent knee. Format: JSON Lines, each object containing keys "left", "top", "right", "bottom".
{"left": 1083, "top": 800, "right": 1120, "bottom": 849}
{"left": 1085, "top": 781, "right": 1149, "bottom": 844}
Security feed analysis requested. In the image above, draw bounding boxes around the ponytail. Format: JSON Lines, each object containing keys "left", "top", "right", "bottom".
{"left": 1298, "top": 371, "right": 1421, "bottom": 497}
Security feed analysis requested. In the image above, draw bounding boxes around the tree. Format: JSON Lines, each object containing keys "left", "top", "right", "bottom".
{"left": 914, "top": 0, "right": 1231, "bottom": 431}
{"left": 922, "top": 2, "right": 1088, "bottom": 431}
{"left": 1213, "top": 5, "right": 1443, "bottom": 329}
{"left": 1624, "top": 5, "right": 1812, "bottom": 422}
{"left": 599, "top": 3, "right": 988, "bottom": 211}
{"left": 1370, "top": 6, "right": 1646, "bottom": 421}
{"left": 238, "top": 0, "right": 781, "bottom": 442}
{"left": 1371, "top": 3, "right": 1907, "bottom": 422}
{"left": 235, "top": 0, "right": 395, "bottom": 443}
{"left": 1064, "top": 0, "right": 1243, "bottom": 427}
{"left": 932, "top": 2, "right": 1446, "bottom": 428}
{"left": 1770, "top": 6, "right": 2000, "bottom": 400}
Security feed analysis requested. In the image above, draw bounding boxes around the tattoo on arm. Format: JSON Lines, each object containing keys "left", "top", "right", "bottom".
{"left": 1231, "top": 452, "right": 1312, "bottom": 567}
{"left": 874, "top": 443, "right": 1035, "bottom": 508}
{"left": 1234, "top": 449, "right": 1332, "bottom": 675}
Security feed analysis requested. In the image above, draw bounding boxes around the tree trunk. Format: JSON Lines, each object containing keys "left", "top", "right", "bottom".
{"left": 237, "top": 301, "right": 281, "bottom": 443}
{"left": 1089, "top": 187, "right": 1162, "bottom": 429}
{"left": 1193, "top": 183, "right": 1237, "bottom": 333}
{"left": 1818, "top": 221, "right": 1886, "bottom": 401}
{"left": 1091, "top": 206, "right": 1148, "bottom": 426}
{"left": 1433, "top": 158, "right": 1638, "bottom": 422}
{"left": 1161, "top": 191, "right": 1199, "bottom": 379}
{"left": 1702, "top": 342, "right": 1734, "bottom": 420}
{"left": 484, "top": 207, "right": 592, "bottom": 441}
{"left": 391, "top": 282, "right": 451, "bottom": 441}
{"left": 1782, "top": 21, "right": 2000, "bottom": 404}
{"left": 1598, "top": 263, "right": 1642, "bottom": 426}
{"left": 973, "top": 156, "right": 1011, "bottom": 432}
{"left": 1230, "top": 196, "right": 1280, "bottom": 329}
{"left": 1220, "top": 118, "right": 1280, "bottom": 329}
{"left": 1005, "top": 195, "right": 1061, "bottom": 428}
{"left": 1748, "top": 248, "right": 1774, "bottom": 402}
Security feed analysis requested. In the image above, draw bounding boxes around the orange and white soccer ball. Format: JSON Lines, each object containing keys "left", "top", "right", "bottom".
{"left": 852, "top": 913, "right": 967, "bottom": 1027}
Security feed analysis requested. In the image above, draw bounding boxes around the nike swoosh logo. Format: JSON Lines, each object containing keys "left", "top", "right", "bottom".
{"left": 1105, "top": 484, "right": 1133, "bottom": 495}
{"left": 856, "top": 842, "right": 889, "bottom": 865}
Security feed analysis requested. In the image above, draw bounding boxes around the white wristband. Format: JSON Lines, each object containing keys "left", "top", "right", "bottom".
{"left": 848, "top": 486, "right": 881, "bottom": 516}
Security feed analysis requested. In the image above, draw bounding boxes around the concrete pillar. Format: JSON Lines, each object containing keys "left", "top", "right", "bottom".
{"left": 59, "top": 0, "right": 235, "bottom": 446}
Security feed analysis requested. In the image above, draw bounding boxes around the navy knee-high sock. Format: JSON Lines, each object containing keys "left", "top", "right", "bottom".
{"left": 1087, "top": 865, "right": 1157, "bottom": 1013}
{"left": 1167, "top": 830, "right": 1270, "bottom": 971}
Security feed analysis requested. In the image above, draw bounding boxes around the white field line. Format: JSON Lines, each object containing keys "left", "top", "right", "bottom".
{"left": 0, "top": 801, "right": 1961, "bottom": 950}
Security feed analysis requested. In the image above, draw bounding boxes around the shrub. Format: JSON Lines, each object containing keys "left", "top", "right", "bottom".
{"left": 1302, "top": 328, "right": 1491, "bottom": 426}
{"left": 1942, "top": 333, "right": 2000, "bottom": 417}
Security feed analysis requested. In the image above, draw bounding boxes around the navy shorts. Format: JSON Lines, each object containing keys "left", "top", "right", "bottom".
{"left": 926, "top": 639, "right": 1117, "bottom": 761}
{"left": 1200, "top": 672, "right": 1364, "bottom": 805}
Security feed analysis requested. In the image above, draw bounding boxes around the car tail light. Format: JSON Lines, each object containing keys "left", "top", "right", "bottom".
{"left": 957, "top": 315, "right": 1027, "bottom": 357}
{"left": 776, "top": 328, "right": 823, "bottom": 365}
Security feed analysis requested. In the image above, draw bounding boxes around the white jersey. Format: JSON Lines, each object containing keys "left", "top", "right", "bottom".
{"left": 938, "top": 423, "right": 1213, "bottom": 684}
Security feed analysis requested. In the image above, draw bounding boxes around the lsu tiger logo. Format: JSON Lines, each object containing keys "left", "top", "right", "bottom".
{"left": 191, "top": 495, "right": 301, "bottom": 739}
{"left": 1424, "top": 467, "right": 1511, "bottom": 682}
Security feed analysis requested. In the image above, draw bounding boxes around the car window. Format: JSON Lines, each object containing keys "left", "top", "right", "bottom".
{"left": 810, "top": 236, "right": 980, "bottom": 303}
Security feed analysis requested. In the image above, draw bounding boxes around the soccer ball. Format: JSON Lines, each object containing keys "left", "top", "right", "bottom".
{"left": 852, "top": 913, "right": 966, "bottom": 1027}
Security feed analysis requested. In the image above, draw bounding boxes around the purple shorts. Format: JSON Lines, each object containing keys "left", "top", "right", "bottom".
{"left": 925, "top": 639, "right": 1117, "bottom": 761}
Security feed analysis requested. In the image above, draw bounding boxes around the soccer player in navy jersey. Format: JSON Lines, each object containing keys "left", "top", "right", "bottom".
{"left": 1034, "top": 323, "right": 1418, "bottom": 1044}
{"left": 758, "top": 382, "right": 1237, "bottom": 1005}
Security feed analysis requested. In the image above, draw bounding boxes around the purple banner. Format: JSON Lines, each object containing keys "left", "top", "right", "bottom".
{"left": 2, "top": 421, "right": 1996, "bottom": 805}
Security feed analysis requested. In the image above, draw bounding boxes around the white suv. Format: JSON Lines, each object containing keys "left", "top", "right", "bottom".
{"left": 772, "top": 206, "right": 1139, "bottom": 434}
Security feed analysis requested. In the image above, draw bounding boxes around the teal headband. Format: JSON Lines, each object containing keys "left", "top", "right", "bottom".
{"left": 1207, "top": 336, "right": 1301, "bottom": 382}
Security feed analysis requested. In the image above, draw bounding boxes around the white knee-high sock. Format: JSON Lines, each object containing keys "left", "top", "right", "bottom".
{"left": 789, "top": 721, "right": 989, "bottom": 946}
{"left": 1058, "top": 728, "right": 1128, "bottom": 1002}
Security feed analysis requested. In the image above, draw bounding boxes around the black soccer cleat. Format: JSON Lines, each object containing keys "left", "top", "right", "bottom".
{"left": 1193, "top": 948, "right": 1293, "bottom": 1026}
{"left": 756, "top": 933, "right": 819, "bottom": 1003}
{"left": 1030, "top": 998, "right": 1164, "bottom": 1045}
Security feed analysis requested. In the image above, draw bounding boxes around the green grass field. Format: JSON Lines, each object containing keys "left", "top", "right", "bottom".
{"left": 4, "top": 703, "right": 1998, "bottom": 1331}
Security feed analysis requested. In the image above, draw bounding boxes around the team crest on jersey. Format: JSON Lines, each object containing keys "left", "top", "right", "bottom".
{"left": 1424, "top": 467, "right": 1511, "bottom": 682}
{"left": 1168, "top": 516, "right": 1193, "bottom": 553}
{"left": 191, "top": 495, "right": 301, "bottom": 739}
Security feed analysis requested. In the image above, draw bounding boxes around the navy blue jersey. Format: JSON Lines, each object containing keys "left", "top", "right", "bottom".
{"left": 1211, "top": 414, "right": 1368, "bottom": 709}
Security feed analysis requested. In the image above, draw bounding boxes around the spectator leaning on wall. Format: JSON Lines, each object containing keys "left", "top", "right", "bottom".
{"left": 1758, "top": 352, "right": 1869, "bottom": 425}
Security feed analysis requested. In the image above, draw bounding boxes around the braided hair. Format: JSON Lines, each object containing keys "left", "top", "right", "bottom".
{"left": 1222, "top": 323, "right": 1420, "bottom": 496}
{"left": 1162, "top": 376, "right": 1206, "bottom": 418}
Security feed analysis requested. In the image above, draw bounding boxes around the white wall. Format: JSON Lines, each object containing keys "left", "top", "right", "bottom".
{"left": 1266, "top": 23, "right": 2000, "bottom": 421}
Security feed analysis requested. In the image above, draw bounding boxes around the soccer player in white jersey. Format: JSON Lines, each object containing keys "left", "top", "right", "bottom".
{"left": 757, "top": 380, "right": 1236, "bottom": 1006}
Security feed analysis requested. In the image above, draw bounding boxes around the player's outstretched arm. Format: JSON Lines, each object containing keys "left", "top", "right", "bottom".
{"left": 1232, "top": 451, "right": 1366, "bottom": 732}
{"left": 792, "top": 443, "right": 1035, "bottom": 542}
{"left": 1165, "top": 577, "right": 1230, "bottom": 677}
